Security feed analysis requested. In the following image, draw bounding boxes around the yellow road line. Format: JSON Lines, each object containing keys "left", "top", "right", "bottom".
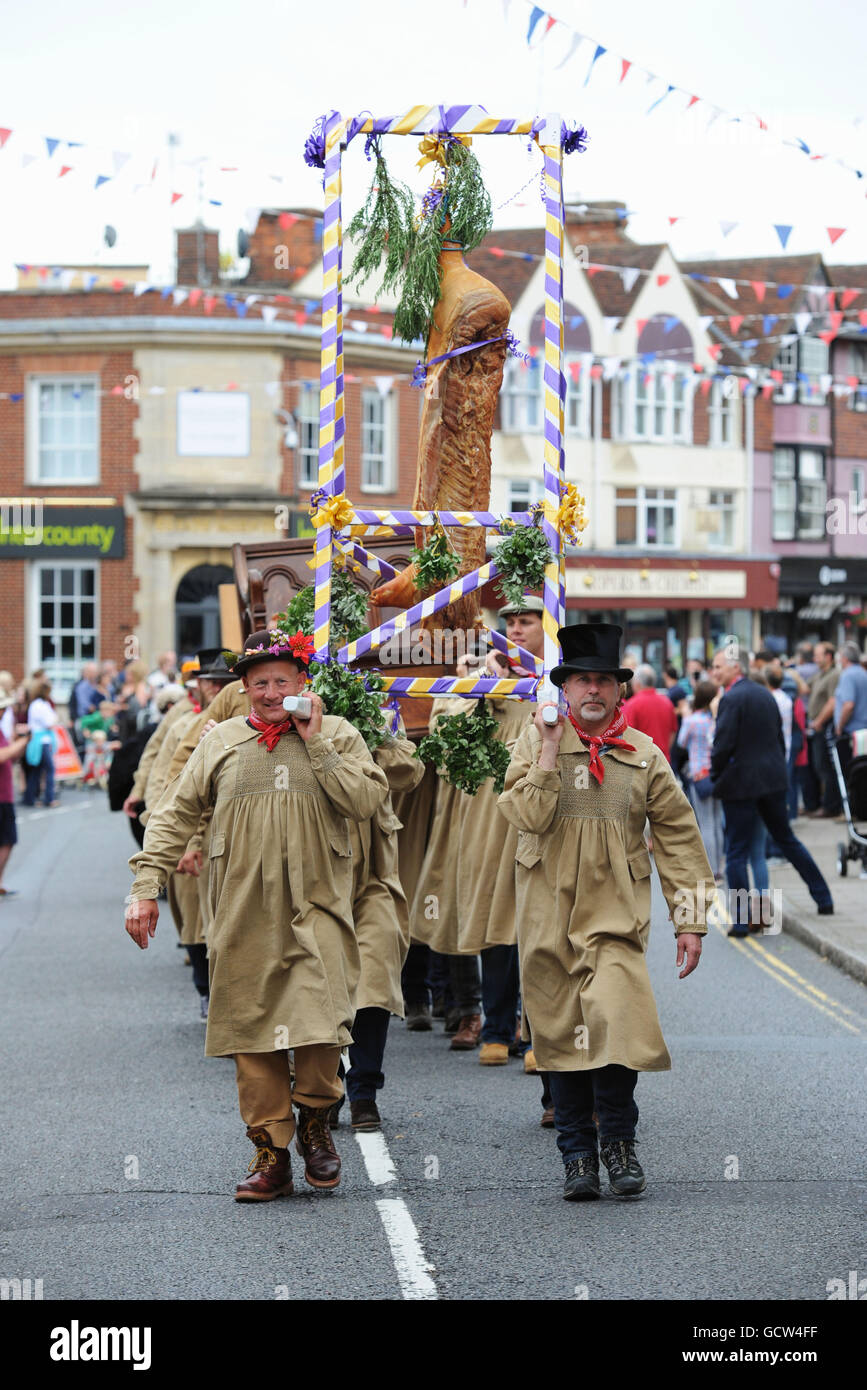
{"left": 745, "top": 936, "right": 863, "bottom": 1021}
{"left": 706, "top": 906, "right": 864, "bottom": 1036}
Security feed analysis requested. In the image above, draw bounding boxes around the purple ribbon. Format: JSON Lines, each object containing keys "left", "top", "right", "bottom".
{"left": 411, "top": 331, "right": 527, "bottom": 388}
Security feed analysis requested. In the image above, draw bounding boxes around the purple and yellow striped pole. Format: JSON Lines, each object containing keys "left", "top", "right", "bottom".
{"left": 333, "top": 537, "right": 398, "bottom": 582}
{"left": 379, "top": 675, "right": 539, "bottom": 699}
{"left": 339, "top": 560, "right": 500, "bottom": 664}
{"left": 313, "top": 109, "right": 347, "bottom": 658}
{"left": 538, "top": 114, "right": 565, "bottom": 703}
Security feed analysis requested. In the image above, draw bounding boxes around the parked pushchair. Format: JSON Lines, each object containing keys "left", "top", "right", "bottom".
{"left": 829, "top": 728, "right": 867, "bottom": 878}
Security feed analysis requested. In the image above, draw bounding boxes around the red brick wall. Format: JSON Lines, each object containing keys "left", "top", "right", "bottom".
{"left": 0, "top": 350, "right": 138, "bottom": 679}
{"left": 832, "top": 399, "right": 867, "bottom": 459}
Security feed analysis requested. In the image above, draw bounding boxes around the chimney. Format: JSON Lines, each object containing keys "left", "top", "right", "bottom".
{"left": 243, "top": 209, "right": 323, "bottom": 287}
{"left": 564, "top": 201, "right": 631, "bottom": 246}
{"left": 176, "top": 224, "right": 220, "bottom": 287}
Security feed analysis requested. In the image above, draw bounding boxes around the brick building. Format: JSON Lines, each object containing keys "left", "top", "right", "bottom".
{"left": 0, "top": 214, "right": 418, "bottom": 699}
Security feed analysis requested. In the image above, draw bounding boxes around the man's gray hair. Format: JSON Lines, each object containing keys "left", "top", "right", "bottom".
{"left": 841, "top": 641, "right": 862, "bottom": 664}
{"left": 634, "top": 663, "right": 658, "bottom": 689}
{"left": 716, "top": 645, "right": 749, "bottom": 675}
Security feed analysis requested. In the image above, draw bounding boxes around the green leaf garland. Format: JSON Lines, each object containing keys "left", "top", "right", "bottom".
{"left": 416, "top": 699, "right": 512, "bottom": 796}
{"left": 309, "top": 659, "right": 388, "bottom": 752}
{"left": 274, "top": 569, "right": 368, "bottom": 653}
{"left": 346, "top": 141, "right": 417, "bottom": 299}
{"left": 410, "top": 526, "right": 460, "bottom": 593}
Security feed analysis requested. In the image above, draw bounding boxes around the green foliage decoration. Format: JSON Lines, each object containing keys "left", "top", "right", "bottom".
{"left": 273, "top": 569, "right": 368, "bottom": 653}
{"left": 309, "top": 659, "right": 388, "bottom": 753}
{"left": 411, "top": 526, "right": 460, "bottom": 594}
{"left": 492, "top": 518, "right": 554, "bottom": 608}
{"left": 417, "top": 699, "right": 511, "bottom": 796}
{"left": 346, "top": 139, "right": 417, "bottom": 300}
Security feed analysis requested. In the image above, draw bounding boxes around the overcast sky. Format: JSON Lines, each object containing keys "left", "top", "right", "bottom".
{"left": 0, "top": 0, "right": 864, "bottom": 286}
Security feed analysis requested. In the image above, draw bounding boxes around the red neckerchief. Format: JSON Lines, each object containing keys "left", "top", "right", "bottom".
{"left": 189, "top": 699, "right": 201, "bottom": 715}
{"left": 567, "top": 704, "right": 636, "bottom": 784}
{"left": 247, "top": 709, "right": 293, "bottom": 752}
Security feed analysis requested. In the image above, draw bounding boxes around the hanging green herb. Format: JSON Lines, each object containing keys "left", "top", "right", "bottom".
{"left": 492, "top": 519, "right": 554, "bottom": 608}
{"left": 441, "top": 142, "right": 492, "bottom": 255}
{"left": 346, "top": 137, "right": 417, "bottom": 299}
{"left": 392, "top": 210, "right": 442, "bottom": 346}
{"left": 411, "top": 525, "right": 460, "bottom": 594}
{"left": 273, "top": 567, "right": 368, "bottom": 653}
{"left": 309, "top": 660, "right": 388, "bottom": 752}
{"left": 417, "top": 699, "right": 512, "bottom": 796}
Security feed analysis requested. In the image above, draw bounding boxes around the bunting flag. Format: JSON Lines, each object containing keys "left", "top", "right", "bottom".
{"left": 584, "top": 43, "right": 606, "bottom": 86}
{"left": 526, "top": 4, "right": 544, "bottom": 42}
{"left": 717, "top": 278, "right": 738, "bottom": 299}
{"left": 750, "top": 281, "right": 766, "bottom": 303}
{"left": 620, "top": 267, "right": 640, "bottom": 293}
{"left": 719, "top": 221, "right": 738, "bottom": 238}
{"left": 647, "top": 83, "right": 675, "bottom": 115}
{"left": 556, "top": 31, "right": 583, "bottom": 68}
{"left": 794, "top": 311, "right": 812, "bottom": 334}
{"left": 774, "top": 224, "right": 793, "bottom": 249}
{"left": 619, "top": 58, "right": 632, "bottom": 83}
{"left": 0, "top": 128, "right": 12, "bottom": 149}
{"left": 827, "top": 227, "right": 846, "bottom": 245}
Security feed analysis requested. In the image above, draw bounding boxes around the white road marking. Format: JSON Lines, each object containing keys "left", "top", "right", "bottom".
{"left": 354, "top": 1128, "right": 397, "bottom": 1186}
{"left": 354, "top": 1130, "right": 437, "bottom": 1300}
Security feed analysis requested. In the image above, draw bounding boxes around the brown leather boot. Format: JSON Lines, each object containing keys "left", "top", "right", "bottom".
{"left": 234, "top": 1127, "right": 294, "bottom": 1203}
{"left": 295, "top": 1105, "right": 341, "bottom": 1189}
{"left": 450, "top": 1013, "right": 482, "bottom": 1050}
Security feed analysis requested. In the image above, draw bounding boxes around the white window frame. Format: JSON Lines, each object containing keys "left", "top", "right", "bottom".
{"left": 615, "top": 486, "right": 679, "bottom": 549}
{"left": 27, "top": 374, "right": 100, "bottom": 485}
{"left": 709, "top": 380, "right": 737, "bottom": 447}
{"left": 360, "top": 388, "right": 393, "bottom": 493}
{"left": 773, "top": 337, "right": 829, "bottom": 405}
{"left": 613, "top": 363, "right": 693, "bottom": 444}
{"left": 31, "top": 561, "right": 100, "bottom": 703}
{"left": 852, "top": 467, "right": 865, "bottom": 508}
{"left": 772, "top": 446, "right": 827, "bottom": 541}
{"left": 706, "top": 489, "right": 737, "bottom": 549}
{"left": 499, "top": 356, "right": 543, "bottom": 434}
{"left": 507, "top": 477, "right": 547, "bottom": 515}
{"left": 296, "top": 382, "right": 319, "bottom": 489}
{"left": 564, "top": 353, "right": 592, "bottom": 438}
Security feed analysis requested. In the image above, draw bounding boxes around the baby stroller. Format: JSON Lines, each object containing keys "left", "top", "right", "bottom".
{"left": 830, "top": 728, "right": 867, "bottom": 878}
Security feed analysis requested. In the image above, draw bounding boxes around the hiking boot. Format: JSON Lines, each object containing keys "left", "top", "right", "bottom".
{"left": 405, "top": 1001, "right": 433, "bottom": 1032}
{"left": 350, "top": 1099, "right": 381, "bottom": 1131}
{"left": 295, "top": 1105, "right": 341, "bottom": 1189}
{"left": 479, "top": 1042, "right": 509, "bottom": 1066}
{"left": 540, "top": 1105, "right": 556, "bottom": 1129}
{"left": 523, "top": 1048, "right": 539, "bottom": 1074}
{"left": 563, "top": 1154, "right": 601, "bottom": 1200}
{"left": 234, "top": 1127, "right": 293, "bottom": 1202}
{"left": 326, "top": 1102, "right": 342, "bottom": 1130}
{"left": 600, "top": 1138, "right": 646, "bottom": 1196}
{"left": 450, "top": 1013, "right": 482, "bottom": 1050}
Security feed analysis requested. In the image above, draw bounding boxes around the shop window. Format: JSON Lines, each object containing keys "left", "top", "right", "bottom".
{"left": 296, "top": 383, "right": 319, "bottom": 488}
{"left": 772, "top": 448, "right": 826, "bottom": 541}
{"left": 615, "top": 487, "right": 678, "bottom": 548}
{"left": 34, "top": 563, "right": 98, "bottom": 701}
{"left": 500, "top": 358, "right": 542, "bottom": 433}
{"left": 361, "top": 389, "right": 392, "bottom": 491}
{"left": 29, "top": 376, "right": 99, "bottom": 484}
{"left": 772, "top": 337, "right": 829, "bottom": 404}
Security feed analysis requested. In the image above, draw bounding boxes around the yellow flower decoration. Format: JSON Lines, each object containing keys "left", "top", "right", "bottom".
{"left": 555, "top": 483, "right": 589, "bottom": 546}
{"left": 417, "top": 132, "right": 472, "bottom": 170}
{"left": 310, "top": 493, "right": 355, "bottom": 533}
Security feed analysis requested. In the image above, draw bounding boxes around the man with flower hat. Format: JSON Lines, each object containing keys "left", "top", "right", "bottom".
{"left": 125, "top": 629, "right": 388, "bottom": 1202}
{"left": 498, "top": 622, "right": 713, "bottom": 1202}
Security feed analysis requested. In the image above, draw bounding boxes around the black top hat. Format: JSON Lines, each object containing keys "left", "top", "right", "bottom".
{"left": 550, "top": 622, "right": 634, "bottom": 687}
{"left": 232, "top": 629, "right": 314, "bottom": 678}
{"left": 195, "top": 649, "right": 237, "bottom": 682}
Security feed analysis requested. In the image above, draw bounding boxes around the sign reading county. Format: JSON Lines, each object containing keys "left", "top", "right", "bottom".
{"left": 0, "top": 503, "right": 125, "bottom": 559}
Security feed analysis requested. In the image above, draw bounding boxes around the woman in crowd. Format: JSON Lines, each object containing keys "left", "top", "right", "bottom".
{"left": 677, "top": 679, "right": 724, "bottom": 882}
{"left": 23, "top": 679, "right": 59, "bottom": 808}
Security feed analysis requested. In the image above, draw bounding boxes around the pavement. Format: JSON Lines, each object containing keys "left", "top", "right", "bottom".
{"left": 0, "top": 785, "right": 865, "bottom": 1302}
{"left": 771, "top": 814, "right": 867, "bottom": 984}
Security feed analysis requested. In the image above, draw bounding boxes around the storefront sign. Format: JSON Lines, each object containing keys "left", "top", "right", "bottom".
{"left": 0, "top": 503, "right": 125, "bottom": 559}
{"left": 780, "top": 557, "right": 867, "bottom": 596}
{"left": 566, "top": 567, "right": 747, "bottom": 600}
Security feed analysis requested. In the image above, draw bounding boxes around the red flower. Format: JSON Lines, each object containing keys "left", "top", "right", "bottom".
{"left": 286, "top": 630, "right": 315, "bottom": 663}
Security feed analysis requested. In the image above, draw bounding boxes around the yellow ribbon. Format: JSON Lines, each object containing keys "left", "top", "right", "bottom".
{"left": 417, "top": 132, "right": 471, "bottom": 170}
{"left": 310, "top": 494, "right": 355, "bottom": 532}
{"left": 555, "top": 482, "right": 589, "bottom": 546}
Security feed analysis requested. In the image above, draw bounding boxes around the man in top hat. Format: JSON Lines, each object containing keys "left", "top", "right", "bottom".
{"left": 125, "top": 629, "right": 388, "bottom": 1202}
{"left": 498, "top": 622, "right": 714, "bottom": 1202}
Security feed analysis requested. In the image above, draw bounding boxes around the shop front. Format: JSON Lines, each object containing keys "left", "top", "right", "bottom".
{"left": 563, "top": 555, "right": 779, "bottom": 674}
{"left": 767, "top": 557, "right": 867, "bottom": 652}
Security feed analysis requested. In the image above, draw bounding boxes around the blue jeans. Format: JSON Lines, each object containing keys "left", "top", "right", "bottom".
{"left": 480, "top": 944, "right": 521, "bottom": 1045}
{"left": 548, "top": 1065, "right": 639, "bottom": 1163}
{"left": 23, "top": 744, "right": 55, "bottom": 807}
{"left": 723, "top": 794, "right": 832, "bottom": 926}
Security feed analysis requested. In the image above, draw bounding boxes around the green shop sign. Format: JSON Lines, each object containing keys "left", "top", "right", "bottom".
{"left": 0, "top": 504, "right": 125, "bottom": 559}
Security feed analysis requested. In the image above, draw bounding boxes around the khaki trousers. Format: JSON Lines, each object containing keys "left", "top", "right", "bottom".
{"left": 234, "top": 1046, "right": 343, "bottom": 1148}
